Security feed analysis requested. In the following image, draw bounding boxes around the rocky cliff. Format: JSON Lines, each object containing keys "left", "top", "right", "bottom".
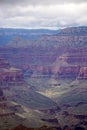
{"left": 0, "top": 56, "right": 24, "bottom": 85}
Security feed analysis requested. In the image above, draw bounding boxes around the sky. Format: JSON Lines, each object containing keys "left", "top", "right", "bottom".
{"left": 0, "top": 0, "right": 87, "bottom": 29}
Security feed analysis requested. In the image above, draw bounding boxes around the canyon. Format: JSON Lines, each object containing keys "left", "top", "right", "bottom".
{"left": 0, "top": 26, "right": 87, "bottom": 130}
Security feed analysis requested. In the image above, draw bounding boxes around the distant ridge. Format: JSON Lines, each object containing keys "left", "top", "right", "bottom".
{"left": 56, "top": 26, "right": 87, "bottom": 36}
{"left": 0, "top": 26, "right": 87, "bottom": 47}
{"left": 0, "top": 28, "right": 58, "bottom": 46}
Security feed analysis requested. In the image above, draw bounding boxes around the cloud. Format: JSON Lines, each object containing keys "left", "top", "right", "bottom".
{"left": 0, "top": 1, "right": 87, "bottom": 29}
{"left": 0, "top": 0, "right": 87, "bottom": 6}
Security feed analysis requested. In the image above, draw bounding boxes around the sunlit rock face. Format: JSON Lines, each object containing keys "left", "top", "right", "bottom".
{"left": 78, "top": 67, "right": 87, "bottom": 79}
{"left": 2, "top": 67, "right": 23, "bottom": 83}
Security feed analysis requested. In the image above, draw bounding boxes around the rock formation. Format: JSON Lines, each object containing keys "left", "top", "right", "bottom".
{"left": 0, "top": 56, "right": 24, "bottom": 85}
{"left": 77, "top": 67, "right": 87, "bottom": 79}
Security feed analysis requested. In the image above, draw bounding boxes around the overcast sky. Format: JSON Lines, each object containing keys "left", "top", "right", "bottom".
{"left": 0, "top": 0, "right": 87, "bottom": 29}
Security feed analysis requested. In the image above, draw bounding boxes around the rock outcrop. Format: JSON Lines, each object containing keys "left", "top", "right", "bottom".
{"left": 77, "top": 67, "right": 87, "bottom": 79}
{"left": 0, "top": 57, "right": 10, "bottom": 68}
{"left": 0, "top": 56, "right": 24, "bottom": 85}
